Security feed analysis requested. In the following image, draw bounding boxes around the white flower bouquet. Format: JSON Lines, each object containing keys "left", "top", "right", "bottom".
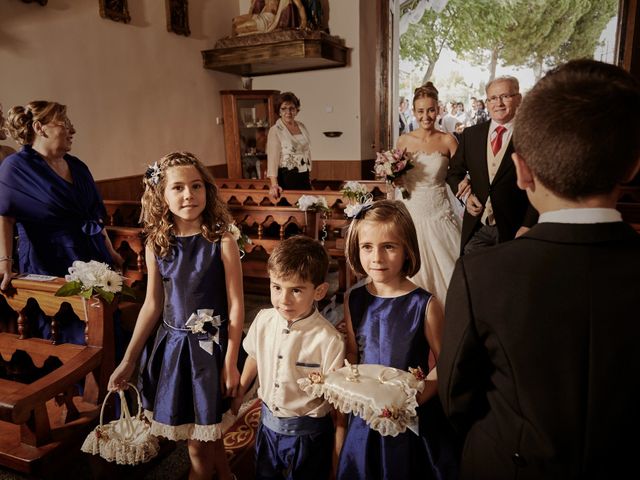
{"left": 296, "top": 195, "right": 330, "bottom": 213}
{"left": 228, "top": 222, "right": 252, "bottom": 257}
{"left": 340, "top": 181, "right": 370, "bottom": 204}
{"left": 55, "top": 260, "right": 137, "bottom": 304}
{"left": 296, "top": 195, "right": 331, "bottom": 244}
{"left": 374, "top": 148, "right": 414, "bottom": 199}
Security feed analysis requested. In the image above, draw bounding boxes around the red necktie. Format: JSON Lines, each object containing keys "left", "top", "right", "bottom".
{"left": 491, "top": 125, "right": 506, "bottom": 155}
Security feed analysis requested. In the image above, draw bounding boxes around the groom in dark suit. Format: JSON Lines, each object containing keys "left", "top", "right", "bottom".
{"left": 439, "top": 59, "right": 640, "bottom": 479}
{"left": 446, "top": 76, "right": 537, "bottom": 255}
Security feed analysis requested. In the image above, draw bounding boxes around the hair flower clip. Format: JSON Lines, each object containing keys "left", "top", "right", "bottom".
{"left": 344, "top": 196, "right": 374, "bottom": 219}
{"left": 145, "top": 162, "right": 161, "bottom": 185}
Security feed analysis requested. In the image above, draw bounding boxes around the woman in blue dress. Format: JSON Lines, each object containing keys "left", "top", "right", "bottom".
{"left": 0, "top": 103, "right": 16, "bottom": 164}
{"left": 337, "top": 200, "right": 458, "bottom": 480}
{"left": 0, "top": 101, "right": 122, "bottom": 342}
{"left": 108, "top": 152, "right": 243, "bottom": 480}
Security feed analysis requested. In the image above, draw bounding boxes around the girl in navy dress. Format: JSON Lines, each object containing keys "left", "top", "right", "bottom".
{"left": 336, "top": 200, "right": 457, "bottom": 480}
{"left": 108, "top": 152, "right": 243, "bottom": 480}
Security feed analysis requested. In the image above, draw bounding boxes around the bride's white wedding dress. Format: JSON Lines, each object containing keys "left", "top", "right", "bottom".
{"left": 400, "top": 151, "right": 461, "bottom": 304}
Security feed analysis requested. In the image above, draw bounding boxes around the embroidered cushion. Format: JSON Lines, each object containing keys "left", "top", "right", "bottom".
{"left": 297, "top": 361, "right": 425, "bottom": 437}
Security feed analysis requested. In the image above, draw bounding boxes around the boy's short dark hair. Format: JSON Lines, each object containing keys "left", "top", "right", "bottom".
{"left": 514, "top": 59, "right": 640, "bottom": 198}
{"left": 268, "top": 236, "right": 329, "bottom": 287}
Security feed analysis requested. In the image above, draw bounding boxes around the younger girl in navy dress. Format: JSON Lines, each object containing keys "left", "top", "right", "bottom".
{"left": 108, "top": 152, "right": 243, "bottom": 480}
{"left": 336, "top": 200, "right": 457, "bottom": 480}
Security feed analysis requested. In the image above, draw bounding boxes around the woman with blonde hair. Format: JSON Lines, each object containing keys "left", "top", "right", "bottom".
{"left": 0, "top": 104, "right": 16, "bottom": 163}
{"left": 0, "top": 101, "right": 121, "bottom": 307}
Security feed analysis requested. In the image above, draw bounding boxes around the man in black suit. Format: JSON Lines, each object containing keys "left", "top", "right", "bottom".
{"left": 439, "top": 59, "right": 640, "bottom": 479}
{"left": 447, "top": 76, "right": 537, "bottom": 255}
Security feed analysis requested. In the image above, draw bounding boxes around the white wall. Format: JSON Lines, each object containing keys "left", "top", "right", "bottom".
{"left": 0, "top": 0, "right": 240, "bottom": 180}
{"left": 0, "top": 0, "right": 369, "bottom": 179}
{"left": 249, "top": 0, "right": 373, "bottom": 161}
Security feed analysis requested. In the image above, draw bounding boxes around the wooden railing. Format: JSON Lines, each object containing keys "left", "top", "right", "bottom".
{"left": 0, "top": 278, "right": 115, "bottom": 474}
{"left": 103, "top": 182, "right": 387, "bottom": 296}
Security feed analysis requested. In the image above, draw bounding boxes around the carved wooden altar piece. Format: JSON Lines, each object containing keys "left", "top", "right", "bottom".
{"left": 202, "top": 30, "right": 349, "bottom": 77}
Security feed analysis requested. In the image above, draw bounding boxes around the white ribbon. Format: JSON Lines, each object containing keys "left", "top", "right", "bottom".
{"left": 185, "top": 309, "right": 222, "bottom": 355}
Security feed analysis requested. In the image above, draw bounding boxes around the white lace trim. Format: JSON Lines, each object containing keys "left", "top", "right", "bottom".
{"left": 81, "top": 419, "right": 160, "bottom": 465}
{"left": 298, "top": 363, "right": 424, "bottom": 437}
{"left": 144, "top": 410, "right": 224, "bottom": 442}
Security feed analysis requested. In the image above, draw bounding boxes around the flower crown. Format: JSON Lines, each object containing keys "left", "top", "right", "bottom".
{"left": 145, "top": 162, "right": 161, "bottom": 185}
{"left": 344, "top": 196, "right": 374, "bottom": 219}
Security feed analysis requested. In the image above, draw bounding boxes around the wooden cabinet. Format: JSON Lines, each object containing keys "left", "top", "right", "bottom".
{"left": 220, "top": 90, "right": 280, "bottom": 179}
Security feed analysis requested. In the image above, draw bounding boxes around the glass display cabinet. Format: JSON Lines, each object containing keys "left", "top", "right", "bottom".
{"left": 220, "top": 90, "right": 280, "bottom": 179}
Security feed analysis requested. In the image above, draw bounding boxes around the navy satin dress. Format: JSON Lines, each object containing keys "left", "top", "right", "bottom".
{"left": 0, "top": 146, "right": 112, "bottom": 277}
{"left": 139, "top": 235, "right": 228, "bottom": 432}
{"left": 0, "top": 146, "right": 114, "bottom": 345}
{"left": 337, "top": 284, "right": 458, "bottom": 480}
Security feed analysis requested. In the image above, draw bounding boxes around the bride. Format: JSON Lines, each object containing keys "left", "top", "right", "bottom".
{"left": 396, "top": 83, "right": 468, "bottom": 305}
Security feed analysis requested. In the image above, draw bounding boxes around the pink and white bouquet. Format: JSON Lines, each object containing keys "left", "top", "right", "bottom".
{"left": 374, "top": 148, "right": 414, "bottom": 199}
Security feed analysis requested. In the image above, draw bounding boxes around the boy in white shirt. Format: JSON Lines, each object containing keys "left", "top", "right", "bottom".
{"left": 232, "top": 236, "right": 345, "bottom": 480}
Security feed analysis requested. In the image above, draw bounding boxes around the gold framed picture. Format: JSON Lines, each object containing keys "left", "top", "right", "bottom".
{"left": 99, "top": 0, "right": 131, "bottom": 24}
{"left": 166, "top": 0, "right": 190, "bottom": 37}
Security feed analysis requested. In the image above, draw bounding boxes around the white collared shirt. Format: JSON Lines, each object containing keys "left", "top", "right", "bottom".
{"left": 539, "top": 208, "right": 622, "bottom": 224}
{"left": 488, "top": 119, "right": 514, "bottom": 146}
{"left": 243, "top": 308, "right": 346, "bottom": 418}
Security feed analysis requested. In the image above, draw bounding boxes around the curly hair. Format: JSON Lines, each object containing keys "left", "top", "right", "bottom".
{"left": 7, "top": 101, "right": 67, "bottom": 145}
{"left": 140, "top": 151, "right": 232, "bottom": 258}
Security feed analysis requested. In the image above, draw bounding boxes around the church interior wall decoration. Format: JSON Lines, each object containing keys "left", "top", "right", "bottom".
{"left": 202, "top": 0, "right": 348, "bottom": 77}
{"left": 166, "top": 0, "right": 191, "bottom": 37}
{"left": 99, "top": 0, "right": 131, "bottom": 24}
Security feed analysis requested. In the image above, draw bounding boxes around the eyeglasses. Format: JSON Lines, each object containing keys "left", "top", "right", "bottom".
{"left": 487, "top": 93, "right": 519, "bottom": 105}
{"left": 50, "top": 119, "right": 74, "bottom": 130}
{"left": 280, "top": 107, "right": 297, "bottom": 112}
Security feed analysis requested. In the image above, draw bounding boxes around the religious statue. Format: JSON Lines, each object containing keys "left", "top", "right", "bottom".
{"left": 232, "top": 0, "right": 321, "bottom": 36}
{"left": 302, "top": 0, "right": 323, "bottom": 30}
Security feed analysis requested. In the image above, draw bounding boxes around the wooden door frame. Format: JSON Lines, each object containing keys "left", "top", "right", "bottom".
{"left": 619, "top": 0, "right": 640, "bottom": 78}
{"left": 375, "top": 0, "right": 640, "bottom": 147}
{"left": 374, "top": 0, "right": 393, "bottom": 153}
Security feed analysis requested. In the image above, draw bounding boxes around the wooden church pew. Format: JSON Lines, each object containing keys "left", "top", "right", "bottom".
{"left": 102, "top": 180, "right": 388, "bottom": 297}
{"left": 0, "top": 278, "right": 116, "bottom": 475}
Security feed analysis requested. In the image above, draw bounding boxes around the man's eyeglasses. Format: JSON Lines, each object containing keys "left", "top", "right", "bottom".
{"left": 280, "top": 107, "right": 297, "bottom": 112}
{"left": 487, "top": 93, "right": 519, "bottom": 105}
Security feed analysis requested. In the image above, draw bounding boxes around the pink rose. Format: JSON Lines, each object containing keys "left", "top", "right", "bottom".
{"left": 393, "top": 160, "right": 406, "bottom": 172}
